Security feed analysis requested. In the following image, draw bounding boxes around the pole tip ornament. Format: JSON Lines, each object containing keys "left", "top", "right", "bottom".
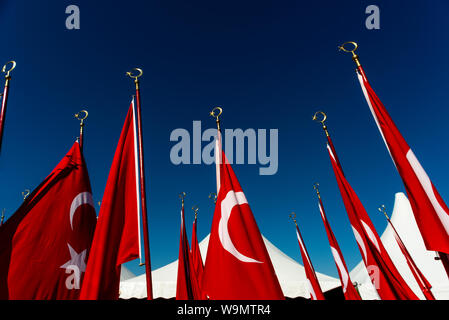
{"left": 313, "top": 182, "right": 321, "bottom": 196}
{"left": 2, "top": 61, "right": 16, "bottom": 79}
{"left": 75, "top": 110, "right": 88, "bottom": 124}
{"left": 192, "top": 205, "right": 199, "bottom": 219}
{"left": 338, "top": 41, "right": 361, "bottom": 67}
{"left": 289, "top": 212, "right": 298, "bottom": 226}
{"left": 126, "top": 68, "right": 143, "bottom": 83}
{"left": 209, "top": 192, "right": 217, "bottom": 204}
{"left": 22, "top": 189, "right": 30, "bottom": 201}
{"left": 179, "top": 192, "right": 186, "bottom": 205}
{"left": 378, "top": 204, "right": 390, "bottom": 220}
{"left": 312, "top": 111, "right": 330, "bottom": 137}
{"left": 210, "top": 106, "right": 223, "bottom": 131}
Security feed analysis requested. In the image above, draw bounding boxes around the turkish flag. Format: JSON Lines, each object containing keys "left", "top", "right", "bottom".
{"left": 317, "top": 197, "right": 361, "bottom": 300}
{"left": 80, "top": 101, "right": 142, "bottom": 300}
{"left": 327, "top": 143, "right": 418, "bottom": 300}
{"left": 356, "top": 65, "right": 449, "bottom": 257}
{"left": 190, "top": 216, "right": 206, "bottom": 299}
{"left": 202, "top": 151, "right": 284, "bottom": 299}
{"left": 0, "top": 141, "right": 97, "bottom": 300}
{"left": 293, "top": 223, "right": 325, "bottom": 300}
{"left": 176, "top": 205, "right": 202, "bottom": 300}
{"left": 389, "top": 222, "right": 435, "bottom": 300}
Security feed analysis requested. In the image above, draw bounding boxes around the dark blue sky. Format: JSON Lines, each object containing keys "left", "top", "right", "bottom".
{"left": 1, "top": 0, "right": 449, "bottom": 278}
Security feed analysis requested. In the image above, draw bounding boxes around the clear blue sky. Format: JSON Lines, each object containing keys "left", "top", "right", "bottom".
{"left": 1, "top": 0, "right": 449, "bottom": 279}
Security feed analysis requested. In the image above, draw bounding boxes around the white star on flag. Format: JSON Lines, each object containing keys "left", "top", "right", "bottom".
{"left": 60, "top": 243, "right": 87, "bottom": 287}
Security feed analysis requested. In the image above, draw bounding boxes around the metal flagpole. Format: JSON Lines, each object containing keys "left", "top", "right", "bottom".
{"left": 126, "top": 68, "right": 153, "bottom": 300}
{"left": 74, "top": 110, "right": 88, "bottom": 151}
{"left": 379, "top": 205, "right": 435, "bottom": 300}
{"left": 0, "top": 209, "right": 5, "bottom": 226}
{"left": 0, "top": 61, "right": 16, "bottom": 154}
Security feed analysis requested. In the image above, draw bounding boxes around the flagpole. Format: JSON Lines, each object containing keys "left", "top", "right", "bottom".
{"left": 0, "top": 61, "right": 16, "bottom": 154}
{"left": 379, "top": 205, "right": 435, "bottom": 299}
{"left": 74, "top": 110, "right": 88, "bottom": 151}
{"left": 339, "top": 41, "right": 449, "bottom": 281}
{"left": 126, "top": 67, "right": 153, "bottom": 300}
{"left": 312, "top": 111, "right": 344, "bottom": 171}
{"left": 0, "top": 209, "right": 5, "bottom": 226}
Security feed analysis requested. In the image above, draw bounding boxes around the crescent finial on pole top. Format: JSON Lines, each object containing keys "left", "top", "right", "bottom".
{"left": 209, "top": 192, "right": 217, "bottom": 204}
{"left": 192, "top": 205, "right": 199, "bottom": 219}
{"left": 126, "top": 68, "right": 143, "bottom": 83}
{"left": 22, "top": 189, "right": 30, "bottom": 201}
{"left": 378, "top": 204, "right": 390, "bottom": 220}
{"left": 2, "top": 61, "right": 16, "bottom": 78}
{"left": 313, "top": 182, "right": 321, "bottom": 198}
{"left": 289, "top": 212, "right": 297, "bottom": 226}
{"left": 179, "top": 192, "right": 186, "bottom": 206}
{"left": 313, "top": 110, "right": 330, "bottom": 137}
{"left": 210, "top": 107, "right": 223, "bottom": 131}
{"left": 75, "top": 110, "right": 88, "bottom": 123}
{"left": 338, "top": 41, "right": 361, "bottom": 67}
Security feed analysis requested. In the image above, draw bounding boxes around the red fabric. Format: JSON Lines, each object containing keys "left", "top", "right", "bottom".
{"left": 327, "top": 142, "right": 418, "bottom": 300}
{"left": 0, "top": 142, "right": 97, "bottom": 299}
{"left": 294, "top": 224, "right": 325, "bottom": 300}
{"left": 191, "top": 217, "right": 206, "bottom": 299}
{"left": 390, "top": 223, "right": 435, "bottom": 300}
{"left": 317, "top": 198, "right": 361, "bottom": 300}
{"left": 202, "top": 152, "right": 284, "bottom": 300}
{"left": 357, "top": 66, "right": 449, "bottom": 255}
{"left": 80, "top": 103, "right": 141, "bottom": 300}
{"left": 176, "top": 206, "right": 202, "bottom": 300}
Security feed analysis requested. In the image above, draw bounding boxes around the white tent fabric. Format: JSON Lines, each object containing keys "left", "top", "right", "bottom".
{"left": 350, "top": 192, "right": 449, "bottom": 300}
{"left": 120, "top": 265, "right": 136, "bottom": 281}
{"left": 120, "top": 235, "right": 341, "bottom": 299}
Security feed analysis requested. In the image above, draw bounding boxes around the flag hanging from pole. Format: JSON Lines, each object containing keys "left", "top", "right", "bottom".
{"left": 349, "top": 47, "right": 449, "bottom": 260}
{"left": 380, "top": 206, "right": 435, "bottom": 300}
{"left": 314, "top": 187, "right": 361, "bottom": 300}
{"left": 202, "top": 108, "right": 284, "bottom": 299}
{"left": 0, "top": 141, "right": 97, "bottom": 299}
{"left": 80, "top": 100, "right": 144, "bottom": 300}
{"left": 191, "top": 211, "right": 205, "bottom": 298}
{"left": 176, "top": 198, "right": 202, "bottom": 300}
{"left": 326, "top": 140, "right": 419, "bottom": 300}
{"left": 291, "top": 214, "right": 325, "bottom": 300}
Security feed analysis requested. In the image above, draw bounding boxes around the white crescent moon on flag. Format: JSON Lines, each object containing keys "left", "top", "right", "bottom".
{"left": 218, "top": 190, "right": 262, "bottom": 263}
{"left": 351, "top": 226, "right": 367, "bottom": 263}
{"left": 407, "top": 149, "right": 449, "bottom": 234}
{"left": 330, "top": 247, "right": 349, "bottom": 293}
{"left": 361, "top": 220, "right": 381, "bottom": 253}
{"left": 70, "top": 192, "right": 95, "bottom": 229}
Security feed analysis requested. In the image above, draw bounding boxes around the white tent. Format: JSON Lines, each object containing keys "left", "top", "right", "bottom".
{"left": 120, "top": 265, "right": 136, "bottom": 281}
{"left": 350, "top": 192, "right": 449, "bottom": 300}
{"left": 119, "top": 235, "right": 341, "bottom": 299}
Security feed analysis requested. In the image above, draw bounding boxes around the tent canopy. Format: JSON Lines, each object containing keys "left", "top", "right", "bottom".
{"left": 120, "top": 235, "right": 341, "bottom": 299}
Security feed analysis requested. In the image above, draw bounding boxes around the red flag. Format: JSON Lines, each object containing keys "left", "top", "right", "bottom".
{"left": 176, "top": 203, "right": 202, "bottom": 300}
{"left": 327, "top": 142, "right": 419, "bottom": 300}
{"left": 80, "top": 101, "right": 143, "bottom": 300}
{"left": 293, "top": 222, "right": 325, "bottom": 300}
{"left": 316, "top": 195, "right": 361, "bottom": 300}
{"left": 356, "top": 65, "right": 449, "bottom": 259}
{"left": 0, "top": 142, "right": 97, "bottom": 299}
{"left": 387, "top": 217, "right": 435, "bottom": 300}
{"left": 191, "top": 215, "right": 205, "bottom": 298}
{"left": 202, "top": 151, "right": 284, "bottom": 299}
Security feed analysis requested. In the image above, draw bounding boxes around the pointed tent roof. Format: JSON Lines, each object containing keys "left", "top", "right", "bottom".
{"left": 350, "top": 192, "right": 449, "bottom": 300}
{"left": 119, "top": 235, "right": 341, "bottom": 299}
